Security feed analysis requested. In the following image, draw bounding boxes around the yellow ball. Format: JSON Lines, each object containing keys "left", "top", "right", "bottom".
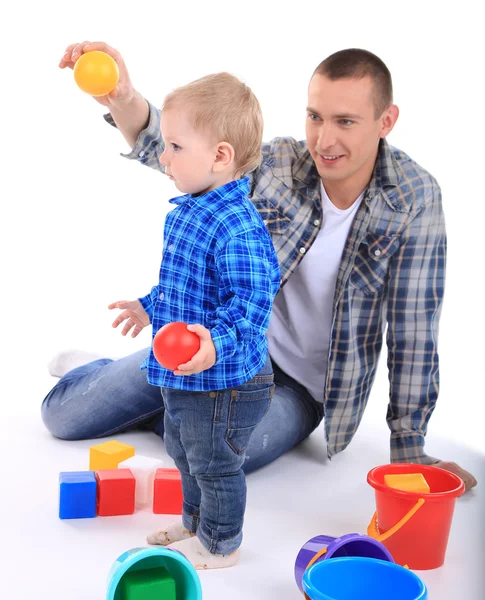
{"left": 73, "top": 51, "right": 119, "bottom": 97}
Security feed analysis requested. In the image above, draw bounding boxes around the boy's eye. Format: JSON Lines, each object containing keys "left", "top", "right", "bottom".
{"left": 171, "top": 143, "right": 181, "bottom": 151}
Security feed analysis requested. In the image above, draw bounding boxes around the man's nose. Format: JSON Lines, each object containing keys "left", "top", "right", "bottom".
{"left": 316, "top": 125, "right": 337, "bottom": 151}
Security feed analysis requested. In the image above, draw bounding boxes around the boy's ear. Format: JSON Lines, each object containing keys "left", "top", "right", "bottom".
{"left": 213, "top": 142, "right": 235, "bottom": 172}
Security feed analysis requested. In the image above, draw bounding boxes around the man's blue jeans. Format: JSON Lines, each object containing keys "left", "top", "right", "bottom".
{"left": 163, "top": 355, "right": 274, "bottom": 554}
{"left": 41, "top": 347, "right": 324, "bottom": 474}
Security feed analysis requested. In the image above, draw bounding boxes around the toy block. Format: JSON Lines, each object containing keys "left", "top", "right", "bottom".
{"left": 384, "top": 473, "right": 431, "bottom": 494}
{"left": 118, "top": 455, "right": 164, "bottom": 510}
{"left": 118, "top": 566, "right": 176, "bottom": 600}
{"left": 96, "top": 469, "right": 136, "bottom": 516}
{"left": 59, "top": 471, "right": 97, "bottom": 519}
{"left": 89, "top": 440, "right": 135, "bottom": 470}
{"left": 153, "top": 468, "right": 183, "bottom": 515}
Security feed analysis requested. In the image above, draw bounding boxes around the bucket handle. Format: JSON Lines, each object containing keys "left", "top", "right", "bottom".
{"left": 367, "top": 497, "right": 425, "bottom": 543}
{"left": 302, "top": 547, "right": 328, "bottom": 599}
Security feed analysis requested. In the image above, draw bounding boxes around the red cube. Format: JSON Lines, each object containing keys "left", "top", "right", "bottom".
{"left": 95, "top": 469, "right": 135, "bottom": 516}
{"left": 153, "top": 468, "right": 183, "bottom": 514}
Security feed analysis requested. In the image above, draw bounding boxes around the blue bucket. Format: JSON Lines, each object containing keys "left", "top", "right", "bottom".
{"left": 302, "top": 557, "right": 427, "bottom": 600}
{"left": 106, "top": 547, "right": 202, "bottom": 600}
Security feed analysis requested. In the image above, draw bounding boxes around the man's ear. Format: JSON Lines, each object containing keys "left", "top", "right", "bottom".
{"left": 379, "top": 104, "right": 399, "bottom": 138}
{"left": 213, "top": 142, "right": 235, "bottom": 172}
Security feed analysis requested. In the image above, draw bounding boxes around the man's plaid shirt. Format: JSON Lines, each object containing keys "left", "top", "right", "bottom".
{"left": 107, "top": 103, "right": 445, "bottom": 464}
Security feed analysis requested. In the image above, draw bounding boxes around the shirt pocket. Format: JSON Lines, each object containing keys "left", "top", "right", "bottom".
{"left": 349, "top": 234, "right": 400, "bottom": 296}
{"left": 250, "top": 166, "right": 293, "bottom": 235}
{"left": 251, "top": 195, "right": 292, "bottom": 235}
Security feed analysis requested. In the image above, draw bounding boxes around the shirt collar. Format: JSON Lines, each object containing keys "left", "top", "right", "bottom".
{"left": 367, "top": 139, "right": 400, "bottom": 196}
{"left": 168, "top": 177, "right": 250, "bottom": 208}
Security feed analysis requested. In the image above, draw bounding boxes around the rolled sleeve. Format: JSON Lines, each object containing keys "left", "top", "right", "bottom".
{"left": 103, "top": 102, "right": 165, "bottom": 171}
{"left": 390, "top": 432, "right": 439, "bottom": 464}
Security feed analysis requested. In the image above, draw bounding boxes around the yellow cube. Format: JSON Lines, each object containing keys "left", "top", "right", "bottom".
{"left": 384, "top": 473, "right": 430, "bottom": 494}
{"left": 89, "top": 440, "right": 135, "bottom": 471}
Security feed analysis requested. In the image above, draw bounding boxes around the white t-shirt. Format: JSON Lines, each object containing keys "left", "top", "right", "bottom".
{"left": 267, "top": 183, "right": 364, "bottom": 402}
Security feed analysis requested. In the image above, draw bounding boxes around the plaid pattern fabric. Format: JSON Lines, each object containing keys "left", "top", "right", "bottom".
{"left": 106, "top": 103, "right": 445, "bottom": 463}
{"left": 138, "top": 178, "right": 281, "bottom": 391}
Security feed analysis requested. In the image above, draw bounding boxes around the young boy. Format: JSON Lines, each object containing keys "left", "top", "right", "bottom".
{"left": 108, "top": 72, "right": 281, "bottom": 569}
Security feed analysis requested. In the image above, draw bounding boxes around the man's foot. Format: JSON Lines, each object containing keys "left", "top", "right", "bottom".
{"left": 167, "top": 536, "right": 240, "bottom": 570}
{"left": 147, "top": 521, "right": 196, "bottom": 546}
{"left": 433, "top": 460, "right": 478, "bottom": 492}
{"left": 47, "top": 349, "right": 108, "bottom": 377}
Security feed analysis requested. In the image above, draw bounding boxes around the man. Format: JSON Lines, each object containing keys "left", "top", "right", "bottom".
{"left": 44, "top": 41, "right": 476, "bottom": 491}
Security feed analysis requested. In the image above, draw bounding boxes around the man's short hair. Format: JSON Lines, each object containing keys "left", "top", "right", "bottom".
{"left": 313, "top": 49, "right": 393, "bottom": 118}
{"left": 162, "top": 72, "right": 263, "bottom": 177}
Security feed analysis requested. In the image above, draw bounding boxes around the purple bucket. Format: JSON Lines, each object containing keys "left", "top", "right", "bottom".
{"left": 295, "top": 533, "right": 395, "bottom": 593}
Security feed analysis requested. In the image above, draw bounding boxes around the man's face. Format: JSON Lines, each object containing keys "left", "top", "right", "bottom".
{"left": 305, "top": 74, "right": 396, "bottom": 189}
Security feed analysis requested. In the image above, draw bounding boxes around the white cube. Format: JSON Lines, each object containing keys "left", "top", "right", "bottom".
{"left": 118, "top": 455, "right": 164, "bottom": 509}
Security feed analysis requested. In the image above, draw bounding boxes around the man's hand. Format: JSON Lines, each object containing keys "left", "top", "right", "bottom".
{"left": 59, "top": 40, "right": 135, "bottom": 109}
{"left": 173, "top": 324, "right": 216, "bottom": 376}
{"left": 59, "top": 40, "right": 149, "bottom": 151}
{"left": 433, "top": 460, "right": 477, "bottom": 492}
{"left": 108, "top": 299, "right": 150, "bottom": 338}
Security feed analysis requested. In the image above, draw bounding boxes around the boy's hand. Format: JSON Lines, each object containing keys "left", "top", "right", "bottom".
{"left": 108, "top": 299, "right": 150, "bottom": 338}
{"left": 173, "top": 324, "right": 216, "bottom": 375}
{"left": 59, "top": 41, "right": 135, "bottom": 109}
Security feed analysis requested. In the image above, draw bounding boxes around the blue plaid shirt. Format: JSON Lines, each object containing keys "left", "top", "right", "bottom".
{"left": 106, "top": 102, "right": 446, "bottom": 465}
{"left": 138, "top": 178, "right": 281, "bottom": 391}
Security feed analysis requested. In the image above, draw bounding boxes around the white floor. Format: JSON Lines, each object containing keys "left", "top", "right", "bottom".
{"left": 1, "top": 369, "right": 483, "bottom": 600}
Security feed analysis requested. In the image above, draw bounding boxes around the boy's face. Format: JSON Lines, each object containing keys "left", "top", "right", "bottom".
{"left": 159, "top": 109, "right": 218, "bottom": 195}
{"left": 305, "top": 74, "right": 397, "bottom": 190}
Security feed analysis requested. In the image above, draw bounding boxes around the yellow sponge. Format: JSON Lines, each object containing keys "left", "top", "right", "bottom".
{"left": 384, "top": 473, "right": 430, "bottom": 494}
{"left": 89, "top": 440, "right": 135, "bottom": 471}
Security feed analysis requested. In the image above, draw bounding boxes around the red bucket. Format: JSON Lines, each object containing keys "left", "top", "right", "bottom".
{"left": 367, "top": 464, "right": 465, "bottom": 570}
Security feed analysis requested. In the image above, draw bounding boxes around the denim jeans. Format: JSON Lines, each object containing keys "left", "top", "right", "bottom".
{"left": 41, "top": 347, "right": 324, "bottom": 474}
{"left": 162, "top": 354, "right": 274, "bottom": 554}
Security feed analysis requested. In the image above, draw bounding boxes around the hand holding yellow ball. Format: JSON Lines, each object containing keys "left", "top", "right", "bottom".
{"left": 73, "top": 50, "right": 120, "bottom": 97}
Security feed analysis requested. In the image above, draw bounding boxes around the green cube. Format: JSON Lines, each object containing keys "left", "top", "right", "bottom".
{"left": 120, "top": 567, "right": 176, "bottom": 600}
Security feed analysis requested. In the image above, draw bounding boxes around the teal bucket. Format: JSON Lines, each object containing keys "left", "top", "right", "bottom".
{"left": 303, "top": 557, "right": 427, "bottom": 600}
{"left": 106, "top": 547, "right": 202, "bottom": 600}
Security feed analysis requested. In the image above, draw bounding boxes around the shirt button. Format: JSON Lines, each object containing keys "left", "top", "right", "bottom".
{"left": 138, "top": 150, "right": 145, "bottom": 158}
{"left": 313, "top": 219, "right": 320, "bottom": 226}
{"left": 159, "top": 292, "right": 165, "bottom": 300}
{"left": 374, "top": 249, "right": 382, "bottom": 256}
{"left": 263, "top": 219, "right": 268, "bottom": 225}
{"left": 168, "top": 244, "right": 174, "bottom": 252}
{"left": 299, "top": 247, "right": 306, "bottom": 255}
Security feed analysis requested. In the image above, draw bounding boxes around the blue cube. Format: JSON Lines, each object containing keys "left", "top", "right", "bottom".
{"left": 59, "top": 471, "right": 97, "bottom": 519}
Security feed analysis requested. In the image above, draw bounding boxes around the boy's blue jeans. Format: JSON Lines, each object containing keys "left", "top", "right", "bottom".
{"left": 41, "top": 347, "right": 323, "bottom": 477}
{"left": 162, "top": 355, "right": 274, "bottom": 554}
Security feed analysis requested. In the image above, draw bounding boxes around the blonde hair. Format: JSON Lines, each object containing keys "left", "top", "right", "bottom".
{"left": 162, "top": 72, "right": 263, "bottom": 177}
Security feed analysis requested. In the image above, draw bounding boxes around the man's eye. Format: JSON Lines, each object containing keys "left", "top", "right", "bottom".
{"left": 308, "top": 114, "right": 320, "bottom": 121}
{"left": 339, "top": 119, "right": 353, "bottom": 126}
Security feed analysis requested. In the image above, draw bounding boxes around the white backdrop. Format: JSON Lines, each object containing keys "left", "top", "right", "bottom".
{"left": 2, "top": 0, "right": 484, "bottom": 457}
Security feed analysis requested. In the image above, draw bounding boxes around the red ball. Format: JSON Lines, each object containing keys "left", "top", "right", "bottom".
{"left": 153, "top": 322, "right": 200, "bottom": 370}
